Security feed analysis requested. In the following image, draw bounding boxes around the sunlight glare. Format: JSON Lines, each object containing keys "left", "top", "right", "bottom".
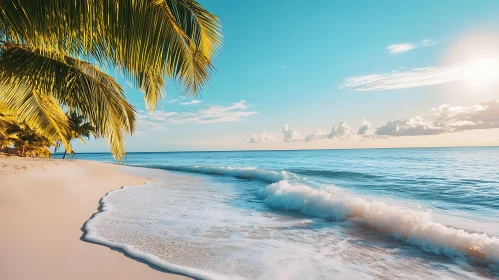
{"left": 464, "top": 56, "right": 499, "bottom": 89}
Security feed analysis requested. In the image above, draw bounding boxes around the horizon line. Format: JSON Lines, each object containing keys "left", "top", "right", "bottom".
{"left": 53, "top": 144, "right": 499, "bottom": 155}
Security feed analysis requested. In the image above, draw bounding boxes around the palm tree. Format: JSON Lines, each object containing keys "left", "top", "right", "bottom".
{"left": 1, "top": 119, "right": 54, "bottom": 157}
{"left": 14, "top": 129, "right": 54, "bottom": 158}
{"left": 58, "top": 112, "right": 98, "bottom": 159}
{"left": 0, "top": 114, "right": 19, "bottom": 150}
{"left": 0, "top": 113, "right": 14, "bottom": 139}
{"left": 0, "top": 0, "right": 222, "bottom": 161}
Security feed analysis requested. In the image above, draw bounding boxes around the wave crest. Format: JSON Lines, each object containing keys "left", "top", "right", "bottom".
{"left": 130, "top": 164, "right": 499, "bottom": 268}
{"left": 142, "top": 164, "right": 298, "bottom": 182}
{"left": 259, "top": 180, "right": 499, "bottom": 266}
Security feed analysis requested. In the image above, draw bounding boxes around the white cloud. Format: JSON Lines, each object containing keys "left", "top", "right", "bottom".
{"left": 357, "top": 119, "right": 374, "bottom": 136}
{"left": 302, "top": 122, "right": 354, "bottom": 142}
{"left": 137, "top": 100, "right": 258, "bottom": 131}
{"left": 375, "top": 100, "right": 499, "bottom": 136}
{"left": 165, "top": 97, "right": 179, "bottom": 104}
{"left": 340, "top": 63, "right": 465, "bottom": 91}
{"left": 247, "top": 100, "right": 499, "bottom": 144}
{"left": 432, "top": 100, "right": 499, "bottom": 131}
{"left": 304, "top": 129, "right": 325, "bottom": 142}
{"left": 375, "top": 116, "right": 445, "bottom": 136}
{"left": 387, "top": 39, "right": 435, "bottom": 55}
{"left": 421, "top": 39, "right": 436, "bottom": 47}
{"left": 136, "top": 119, "right": 168, "bottom": 132}
{"left": 180, "top": 100, "right": 201, "bottom": 105}
{"left": 327, "top": 121, "right": 352, "bottom": 139}
{"left": 341, "top": 38, "right": 447, "bottom": 91}
{"left": 282, "top": 124, "right": 300, "bottom": 142}
{"left": 138, "top": 111, "right": 177, "bottom": 122}
{"left": 387, "top": 43, "right": 416, "bottom": 54}
{"left": 247, "top": 133, "right": 276, "bottom": 144}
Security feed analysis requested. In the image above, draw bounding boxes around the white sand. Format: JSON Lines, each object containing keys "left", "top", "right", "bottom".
{"left": 0, "top": 155, "right": 189, "bottom": 280}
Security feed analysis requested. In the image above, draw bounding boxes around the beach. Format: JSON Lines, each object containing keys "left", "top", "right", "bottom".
{"left": 2, "top": 1, "right": 499, "bottom": 279}
{"left": 1, "top": 149, "right": 499, "bottom": 279}
{"left": 51, "top": 149, "right": 499, "bottom": 279}
{"left": 0, "top": 155, "right": 187, "bottom": 280}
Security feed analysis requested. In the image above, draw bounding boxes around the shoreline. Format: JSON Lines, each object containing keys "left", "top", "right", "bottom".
{"left": 81, "top": 181, "right": 214, "bottom": 280}
{"left": 0, "top": 155, "right": 188, "bottom": 280}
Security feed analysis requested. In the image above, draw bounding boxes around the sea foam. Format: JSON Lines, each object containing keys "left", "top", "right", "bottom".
{"left": 84, "top": 185, "right": 238, "bottom": 280}
{"left": 138, "top": 164, "right": 499, "bottom": 266}
{"left": 83, "top": 164, "right": 499, "bottom": 279}
{"left": 259, "top": 180, "right": 499, "bottom": 266}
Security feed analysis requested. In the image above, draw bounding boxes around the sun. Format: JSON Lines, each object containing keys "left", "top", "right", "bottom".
{"left": 464, "top": 56, "right": 499, "bottom": 89}
{"left": 446, "top": 33, "right": 499, "bottom": 90}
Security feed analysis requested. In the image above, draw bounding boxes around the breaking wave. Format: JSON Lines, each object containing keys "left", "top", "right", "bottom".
{"left": 259, "top": 180, "right": 499, "bottom": 267}
{"left": 139, "top": 164, "right": 299, "bottom": 182}
{"left": 137, "top": 164, "right": 499, "bottom": 267}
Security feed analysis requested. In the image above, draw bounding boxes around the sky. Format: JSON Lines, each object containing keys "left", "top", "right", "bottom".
{"left": 75, "top": 0, "right": 499, "bottom": 153}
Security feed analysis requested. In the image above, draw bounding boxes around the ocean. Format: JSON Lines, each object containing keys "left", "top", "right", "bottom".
{"left": 66, "top": 147, "right": 499, "bottom": 279}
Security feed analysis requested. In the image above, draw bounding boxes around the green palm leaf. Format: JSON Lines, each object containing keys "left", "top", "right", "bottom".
{"left": 0, "top": 85, "right": 71, "bottom": 151}
{"left": 0, "top": 0, "right": 222, "bottom": 110}
{"left": 0, "top": 44, "right": 135, "bottom": 161}
{"left": 0, "top": 0, "right": 221, "bottom": 159}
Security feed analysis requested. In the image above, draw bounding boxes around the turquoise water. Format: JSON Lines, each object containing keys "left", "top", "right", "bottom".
{"left": 74, "top": 147, "right": 499, "bottom": 279}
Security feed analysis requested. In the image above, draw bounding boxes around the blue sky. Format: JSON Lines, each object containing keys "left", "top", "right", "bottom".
{"left": 75, "top": 0, "right": 499, "bottom": 153}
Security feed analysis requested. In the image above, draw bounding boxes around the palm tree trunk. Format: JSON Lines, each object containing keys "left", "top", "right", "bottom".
{"left": 62, "top": 149, "right": 67, "bottom": 159}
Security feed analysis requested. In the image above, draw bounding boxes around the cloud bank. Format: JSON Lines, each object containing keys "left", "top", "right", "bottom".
{"left": 247, "top": 100, "right": 499, "bottom": 144}
{"left": 376, "top": 100, "right": 499, "bottom": 136}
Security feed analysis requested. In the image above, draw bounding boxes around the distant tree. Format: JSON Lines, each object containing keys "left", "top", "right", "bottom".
{"left": 1, "top": 119, "right": 54, "bottom": 157}
{"left": 0, "top": 114, "right": 19, "bottom": 150}
{"left": 57, "top": 112, "right": 98, "bottom": 159}
{"left": 13, "top": 127, "right": 54, "bottom": 158}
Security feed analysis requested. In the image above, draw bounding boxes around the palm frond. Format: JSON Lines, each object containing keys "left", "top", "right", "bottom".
{"left": 0, "top": 84, "right": 71, "bottom": 152}
{"left": 13, "top": 124, "right": 55, "bottom": 158}
{"left": 0, "top": 44, "right": 135, "bottom": 161}
{"left": 92, "top": 0, "right": 220, "bottom": 109}
{"left": 162, "top": 0, "right": 223, "bottom": 59}
{"left": 0, "top": 0, "right": 222, "bottom": 159}
{"left": 0, "top": 0, "right": 222, "bottom": 110}
{"left": 0, "top": 112, "right": 16, "bottom": 139}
